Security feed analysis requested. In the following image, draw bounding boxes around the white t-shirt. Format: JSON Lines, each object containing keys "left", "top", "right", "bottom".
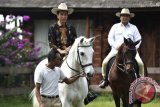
{"left": 34, "top": 58, "right": 65, "bottom": 96}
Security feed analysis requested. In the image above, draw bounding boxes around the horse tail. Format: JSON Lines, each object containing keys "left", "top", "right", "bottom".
{"left": 29, "top": 88, "right": 39, "bottom": 107}
{"left": 29, "top": 88, "right": 35, "bottom": 100}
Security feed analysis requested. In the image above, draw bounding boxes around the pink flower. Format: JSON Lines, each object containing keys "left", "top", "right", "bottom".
{"left": 22, "top": 31, "right": 32, "bottom": 36}
{"left": 23, "top": 15, "right": 30, "bottom": 21}
{"left": 0, "top": 14, "right": 42, "bottom": 67}
{"left": 17, "top": 43, "right": 24, "bottom": 49}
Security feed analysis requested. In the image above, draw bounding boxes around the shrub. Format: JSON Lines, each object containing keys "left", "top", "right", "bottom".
{"left": 0, "top": 14, "right": 44, "bottom": 67}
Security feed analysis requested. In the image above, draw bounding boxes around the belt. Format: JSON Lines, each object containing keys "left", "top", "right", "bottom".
{"left": 41, "top": 95, "right": 59, "bottom": 99}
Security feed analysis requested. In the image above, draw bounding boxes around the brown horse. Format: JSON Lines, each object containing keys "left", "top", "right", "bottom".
{"left": 108, "top": 38, "right": 146, "bottom": 107}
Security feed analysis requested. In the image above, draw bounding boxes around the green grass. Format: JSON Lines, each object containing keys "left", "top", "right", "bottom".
{"left": 86, "top": 92, "right": 160, "bottom": 107}
{"left": 86, "top": 92, "right": 115, "bottom": 107}
{"left": 0, "top": 94, "right": 32, "bottom": 107}
{"left": 0, "top": 92, "right": 159, "bottom": 107}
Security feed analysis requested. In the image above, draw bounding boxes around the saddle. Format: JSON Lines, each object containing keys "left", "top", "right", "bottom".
{"left": 106, "top": 56, "right": 140, "bottom": 78}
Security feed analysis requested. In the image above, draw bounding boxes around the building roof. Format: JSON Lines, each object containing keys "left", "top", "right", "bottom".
{"left": 1, "top": 0, "right": 160, "bottom": 9}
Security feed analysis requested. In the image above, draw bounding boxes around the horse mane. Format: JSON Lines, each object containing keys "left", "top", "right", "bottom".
{"left": 69, "top": 36, "right": 86, "bottom": 54}
{"left": 117, "top": 43, "right": 125, "bottom": 56}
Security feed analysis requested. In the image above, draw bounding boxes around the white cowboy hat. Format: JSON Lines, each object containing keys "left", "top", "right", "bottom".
{"left": 115, "top": 8, "right": 135, "bottom": 18}
{"left": 51, "top": 3, "right": 74, "bottom": 15}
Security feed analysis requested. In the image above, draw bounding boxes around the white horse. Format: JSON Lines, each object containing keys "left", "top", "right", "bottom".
{"left": 59, "top": 36, "right": 95, "bottom": 107}
{"left": 30, "top": 36, "right": 95, "bottom": 107}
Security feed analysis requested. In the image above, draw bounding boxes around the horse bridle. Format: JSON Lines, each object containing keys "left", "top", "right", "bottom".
{"left": 116, "top": 47, "right": 138, "bottom": 78}
{"left": 66, "top": 43, "right": 93, "bottom": 73}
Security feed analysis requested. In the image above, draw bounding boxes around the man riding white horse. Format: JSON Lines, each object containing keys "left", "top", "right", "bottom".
{"left": 49, "top": 3, "right": 97, "bottom": 105}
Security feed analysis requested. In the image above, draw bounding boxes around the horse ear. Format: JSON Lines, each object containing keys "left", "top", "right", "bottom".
{"left": 124, "top": 38, "right": 129, "bottom": 45}
{"left": 134, "top": 40, "right": 141, "bottom": 46}
{"left": 89, "top": 37, "right": 95, "bottom": 43}
{"left": 80, "top": 38, "right": 84, "bottom": 44}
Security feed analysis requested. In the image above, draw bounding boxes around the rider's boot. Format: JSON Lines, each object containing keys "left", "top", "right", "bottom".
{"left": 98, "top": 78, "right": 109, "bottom": 88}
{"left": 99, "top": 70, "right": 109, "bottom": 88}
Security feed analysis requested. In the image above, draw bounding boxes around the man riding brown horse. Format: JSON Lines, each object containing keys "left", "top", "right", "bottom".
{"left": 99, "top": 8, "right": 145, "bottom": 88}
{"left": 108, "top": 38, "right": 142, "bottom": 107}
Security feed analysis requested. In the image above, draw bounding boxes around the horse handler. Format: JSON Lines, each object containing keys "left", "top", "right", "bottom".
{"left": 34, "top": 48, "right": 85, "bottom": 107}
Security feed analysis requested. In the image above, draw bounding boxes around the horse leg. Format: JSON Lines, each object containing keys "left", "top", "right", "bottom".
{"left": 129, "top": 100, "right": 141, "bottom": 107}
{"left": 121, "top": 96, "right": 128, "bottom": 107}
{"left": 113, "top": 94, "right": 120, "bottom": 107}
{"left": 73, "top": 101, "right": 84, "bottom": 107}
{"left": 61, "top": 99, "right": 71, "bottom": 107}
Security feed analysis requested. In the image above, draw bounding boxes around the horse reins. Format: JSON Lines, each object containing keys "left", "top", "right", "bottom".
{"left": 66, "top": 60, "right": 80, "bottom": 73}
{"left": 116, "top": 59, "right": 138, "bottom": 79}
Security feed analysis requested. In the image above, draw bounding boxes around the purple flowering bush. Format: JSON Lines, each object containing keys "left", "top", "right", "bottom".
{"left": 0, "top": 15, "right": 43, "bottom": 67}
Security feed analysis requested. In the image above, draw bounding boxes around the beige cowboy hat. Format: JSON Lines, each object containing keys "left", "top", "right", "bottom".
{"left": 115, "top": 8, "right": 135, "bottom": 18}
{"left": 51, "top": 3, "right": 74, "bottom": 15}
